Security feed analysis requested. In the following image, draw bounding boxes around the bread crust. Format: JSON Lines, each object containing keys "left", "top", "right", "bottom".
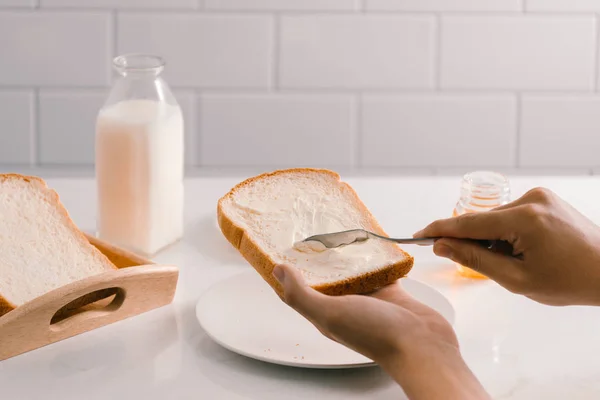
{"left": 0, "top": 296, "right": 15, "bottom": 317}
{"left": 217, "top": 168, "right": 414, "bottom": 296}
{"left": 0, "top": 174, "right": 118, "bottom": 318}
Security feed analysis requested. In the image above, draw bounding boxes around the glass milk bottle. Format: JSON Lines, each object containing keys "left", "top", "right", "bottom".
{"left": 95, "top": 54, "right": 184, "bottom": 256}
{"left": 452, "top": 171, "right": 511, "bottom": 279}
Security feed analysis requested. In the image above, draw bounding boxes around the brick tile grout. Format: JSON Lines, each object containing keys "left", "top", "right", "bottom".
{"left": 112, "top": 9, "right": 118, "bottom": 59}
{"left": 1, "top": 165, "right": 595, "bottom": 178}
{"left": 595, "top": 13, "right": 600, "bottom": 91}
{"left": 5, "top": 87, "right": 600, "bottom": 96}
{"left": 1, "top": 5, "right": 599, "bottom": 16}
{"left": 31, "top": 88, "right": 39, "bottom": 167}
{"left": 355, "top": 94, "right": 362, "bottom": 168}
{"left": 4, "top": 9, "right": 596, "bottom": 17}
{"left": 3, "top": 86, "right": 600, "bottom": 95}
{"left": 434, "top": 13, "right": 442, "bottom": 90}
{"left": 5, "top": 86, "right": 600, "bottom": 96}
{"left": 515, "top": 94, "right": 522, "bottom": 168}
{"left": 187, "top": 94, "right": 198, "bottom": 166}
{"left": 271, "top": 14, "right": 280, "bottom": 91}
{"left": 195, "top": 89, "right": 203, "bottom": 167}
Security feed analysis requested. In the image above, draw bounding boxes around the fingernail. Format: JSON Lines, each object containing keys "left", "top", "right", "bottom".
{"left": 272, "top": 265, "right": 286, "bottom": 284}
{"left": 413, "top": 230, "right": 424, "bottom": 238}
{"left": 435, "top": 244, "right": 453, "bottom": 259}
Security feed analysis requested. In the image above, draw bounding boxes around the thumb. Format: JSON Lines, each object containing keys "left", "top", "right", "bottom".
{"left": 434, "top": 239, "right": 525, "bottom": 290}
{"left": 272, "top": 264, "right": 328, "bottom": 322}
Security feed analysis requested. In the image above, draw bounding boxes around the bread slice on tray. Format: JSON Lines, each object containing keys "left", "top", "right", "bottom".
{"left": 0, "top": 174, "right": 118, "bottom": 317}
{"left": 217, "top": 168, "right": 414, "bottom": 296}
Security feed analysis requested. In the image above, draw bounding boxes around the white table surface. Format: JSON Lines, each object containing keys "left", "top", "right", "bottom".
{"left": 2, "top": 175, "right": 600, "bottom": 400}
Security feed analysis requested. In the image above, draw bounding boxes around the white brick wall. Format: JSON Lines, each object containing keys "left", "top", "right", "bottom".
{"left": 521, "top": 96, "right": 600, "bottom": 168}
{"left": 361, "top": 95, "right": 516, "bottom": 167}
{"left": 527, "top": 0, "right": 600, "bottom": 12}
{"left": 200, "top": 94, "right": 356, "bottom": 166}
{"left": 280, "top": 15, "right": 435, "bottom": 89}
{"left": 0, "top": 0, "right": 35, "bottom": 8}
{"left": 38, "top": 90, "right": 106, "bottom": 165}
{"left": 0, "top": 11, "right": 111, "bottom": 86}
{"left": 0, "top": 0, "right": 599, "bottom": 176}
{"left": 41, "top": 0, "right": 197, "bottom": 9}
{"left": 117, "top": 14, "right": 273, "bottom": 88}
{"left": 206, "top": 0, "right": 359, "bottom": 11}
{"left": 366, "top": 0, "right": 521, "bottom": 12}
{"left": 0, "top": 91, "right": 33, "bottom": 164}
{"left": 441, "top": 16, "right": 596, "bottom": 90}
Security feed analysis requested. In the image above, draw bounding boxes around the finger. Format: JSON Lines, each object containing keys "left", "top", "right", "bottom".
{"left": 369, "top": 281, "right": 454, "bottom": 328}
{"left": 369, "top": 280, "right": 430, "bottom": 307}
{"left": 489, "top": 197, "right": 526, "bottom": 212}
{"left": 492, "top": 187, "right": 554, "bottom": 212}
{"left": 370, "top": 280, "right": 408, "bottom": 302}
{"left": 272, "top": 264, "right": 330, "bottom": 323}
{"left": 370, "top": 281, "right": 423, "bottom": 308}
{"left": 414, "top": 209, "right": 516, "bottom": 240}
{"left": 434, "top": 238, "right": 526, "bottom": 293}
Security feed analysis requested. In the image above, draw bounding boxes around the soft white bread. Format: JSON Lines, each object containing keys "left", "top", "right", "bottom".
{"left": 0, "top": 174, "right": 118, "bottom": 317}
{"left": 217, "top": 168, "right": 414, "bottom": 296}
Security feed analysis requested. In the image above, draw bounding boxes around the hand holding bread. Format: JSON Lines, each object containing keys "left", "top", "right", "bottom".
{"left": 217, "top": 169, "right": 491, "bottom": 399}
{"left": 272, "top": 264, "right": 491, "bottom": 400}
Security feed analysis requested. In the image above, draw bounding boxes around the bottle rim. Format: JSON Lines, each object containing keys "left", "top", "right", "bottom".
{"left": 462, "top": 170, "right": 510, "bottom": 194}
{"left": 113, "top": 54, "right": 165, "bottom": 76}
{"left": 459, "top": 170, "right": 511, "bottom": 210}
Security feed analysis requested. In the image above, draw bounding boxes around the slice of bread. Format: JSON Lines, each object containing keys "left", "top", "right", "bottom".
{"left": 0, "top": 174, "right": 118, "bottom": 317}
{"left": 217, "top": 168, "right": 414, "bottom": 296}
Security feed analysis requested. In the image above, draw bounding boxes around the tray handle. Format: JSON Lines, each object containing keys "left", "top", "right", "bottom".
{"left": 49, "top": 286, "right": 127, "bottom": 333}
{"left": 0, "top": 265, "right": 178, "bottom": 361}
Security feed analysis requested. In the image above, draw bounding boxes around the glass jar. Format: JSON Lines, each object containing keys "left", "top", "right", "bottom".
{"left": 95, "top": 54, "right": 184, "bottom": 256}
{"left": 452, "top": 171, "right": 511, "bottom": 279}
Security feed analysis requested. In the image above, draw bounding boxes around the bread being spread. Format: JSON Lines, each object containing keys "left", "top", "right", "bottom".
{"left": 217, "top": 168, "right": 414, "bottom": 296}
{"left": 0, "top": 174, "right": 118, "bottom": 317}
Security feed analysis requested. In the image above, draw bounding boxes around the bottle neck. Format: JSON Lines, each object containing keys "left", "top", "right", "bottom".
{"left": 456, "top": 171, "right": 511, "bottom": 214}
{"left": 102, "top": 54, "right": 179, "bottom": 109}
{"left": 113, "top": 54, "right": 165, "bottom": 79}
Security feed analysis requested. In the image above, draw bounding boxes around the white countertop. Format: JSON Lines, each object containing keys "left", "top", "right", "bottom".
{"left": 2, "top": 175, "right": 600, "bottom": 400}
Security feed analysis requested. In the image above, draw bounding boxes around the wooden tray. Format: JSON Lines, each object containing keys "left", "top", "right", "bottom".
{"left": 0, "top": 235, "right": 179, "bottom": 361}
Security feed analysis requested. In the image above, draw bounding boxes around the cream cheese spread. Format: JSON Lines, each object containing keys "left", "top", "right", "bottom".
{"left": 223, "top": 178, "right": 397, "bottom": 285}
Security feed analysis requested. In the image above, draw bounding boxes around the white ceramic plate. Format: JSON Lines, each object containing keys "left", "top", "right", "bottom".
{"left": 196, "top": 270, "right": 455, "bottom": 369}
